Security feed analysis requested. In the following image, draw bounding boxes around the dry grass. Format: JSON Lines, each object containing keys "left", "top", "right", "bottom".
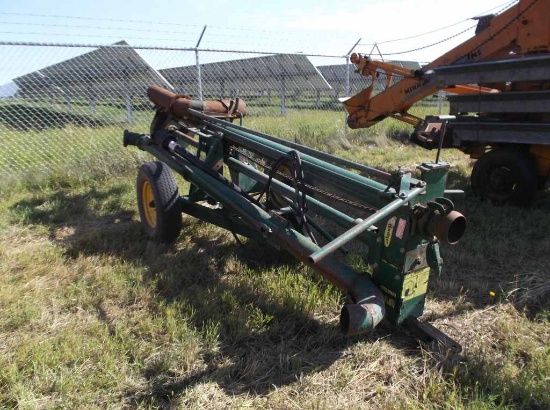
{"left": 0, "top": 111, "right": 549, "bottom": 409}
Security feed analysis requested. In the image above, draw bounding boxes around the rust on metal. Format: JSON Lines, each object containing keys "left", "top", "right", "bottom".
{"left": 425, "top": 210, "right": 466, "bottom": 245}
{"left": 147, "top": 85, "right": 247, "bottom": 119}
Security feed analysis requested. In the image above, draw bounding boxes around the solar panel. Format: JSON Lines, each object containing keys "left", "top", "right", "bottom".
{"left": 13, "top": 41, "right": 173, "bottom": 100}
{"left": 159, "top": 54, "right": 332, "bottom": 99}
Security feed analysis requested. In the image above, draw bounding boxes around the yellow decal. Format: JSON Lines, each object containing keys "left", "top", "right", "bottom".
{"left": 384, "top": 217, "right": 397, "bottom": 247}
{"left": 401, "top": 267, "right": 430, "bottom": 302}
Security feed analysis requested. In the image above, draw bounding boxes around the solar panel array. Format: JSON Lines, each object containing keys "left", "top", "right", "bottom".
{"left": 11, "top": 42, "right": 418, "bottom": 105}
{"left": 160, "top": 54, "right": 332, "bottom": 100}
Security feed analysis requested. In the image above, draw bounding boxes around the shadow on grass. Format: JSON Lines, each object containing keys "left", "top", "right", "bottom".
{"left": 8, "top": 185, "right": 142, "bottom": 259}
{"left": 120, "top": 236, "right": 414, "bottom": 406}
{"left": 0, "top": 104, "right": 107, "bottom": 130}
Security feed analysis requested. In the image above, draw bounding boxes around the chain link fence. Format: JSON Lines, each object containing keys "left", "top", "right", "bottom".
{"left": 0, "top": 41, "right": 432, "bottom": 178}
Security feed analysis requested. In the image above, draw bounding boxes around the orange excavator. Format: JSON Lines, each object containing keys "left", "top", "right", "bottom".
{"left": 342, "top": 0, "right": 550, "bottom": 205}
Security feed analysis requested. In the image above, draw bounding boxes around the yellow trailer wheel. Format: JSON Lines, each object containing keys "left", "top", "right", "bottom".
{"left": 136, "top": 161, "right": 182, "bottom": 243}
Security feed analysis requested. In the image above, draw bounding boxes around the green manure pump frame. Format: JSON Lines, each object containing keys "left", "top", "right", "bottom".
{"left": 124, "top": 86, "right": 467, "bottom": 351}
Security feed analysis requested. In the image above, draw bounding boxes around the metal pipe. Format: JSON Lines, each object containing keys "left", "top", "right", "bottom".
{"left": 309, "top": 187, "right": 425, "bottom": 263}
{"left": 424, "top": 209, "right": 466, "bottom": 245}
{"left": 172, "top": 129, "right": 200, "bottom": 148}
{"left": 271, "top": 225, "right": 385, "bottom": 335}
{"left": 191, "top": 109, "right": 390, "bottom": 192}
{"left": 223, "top": 131, "right": 389, "bottom": 209}
{"left": 147, "top": 85, "right": 247, "bottom": 118}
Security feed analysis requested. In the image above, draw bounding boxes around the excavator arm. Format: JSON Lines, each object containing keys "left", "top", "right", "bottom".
{"left": 343, "top": 0, "right": 550, "bottom": 129}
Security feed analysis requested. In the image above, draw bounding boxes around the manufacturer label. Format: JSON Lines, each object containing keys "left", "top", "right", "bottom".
{"left": 384, "top": 216, "right": 397, "bottom": 247}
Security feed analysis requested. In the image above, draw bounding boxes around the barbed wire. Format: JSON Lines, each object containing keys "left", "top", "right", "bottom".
{"left": 373, "top": 24, "right": 477, "bottom": 57}
{"left": 362, "top": 0, "right": 518, "bottom": 57}
{"left": 0, "top": 11, "right": 204, "bottom": 28}
{"left": 0, "top": 11, "right": 355, "bottom": 41}
{"left": 0, "top": 40, "right": 347, "bottom": 58}
{"left": 0, "top": 21, "right": 355, "bottom": 44}
{"left": 0, "top": 31, "right": 196, "bottom": 43}
{"left": 452, "top": 0, "right": 537, "bottom": 64}
{"left": 0, "top": 1, "right": 518, "bottom": 54}
{"left": 0, "top": 21, "right": 199, "bottom": 36}
{"left": 0, "top": 32, "right": 349, "bottom": 52}
{"left": 473, "top": 0, "right": 518, "bottom": 17}
{"left": 0, "top": 1, "right": 519, "bottom": 60}
{"left": 359, "top": 20, "right": 470, "bottom": 47}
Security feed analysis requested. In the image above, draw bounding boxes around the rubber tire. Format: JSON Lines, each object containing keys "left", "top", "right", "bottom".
{"left": 136, "top": 161, "right": 182, "bottom": 243}
{"left": 471, "top": 149, "right": 538, "bottom": 206}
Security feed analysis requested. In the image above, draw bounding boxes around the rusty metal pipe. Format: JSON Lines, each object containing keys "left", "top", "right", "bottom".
{"left": 147, "top": 85, "right": 247, "bottom": 118}
{"left": 425, "top": 210, "right": 466, "bottom": 245}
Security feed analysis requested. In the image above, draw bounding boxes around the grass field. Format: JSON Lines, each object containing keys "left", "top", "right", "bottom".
{"left": 0, "top": 107, "right": 549, "bottom": 409}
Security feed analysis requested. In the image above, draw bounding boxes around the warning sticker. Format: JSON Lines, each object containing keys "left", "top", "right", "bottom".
{"left": 395, "top": 218, "right": 407, "bottom": 239}
{"left": 402, "top": 267, "right": 430, "bottom": 302}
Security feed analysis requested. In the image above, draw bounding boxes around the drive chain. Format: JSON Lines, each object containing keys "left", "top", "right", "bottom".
{"left": 230, "top": 145, "right": 378, "bottom": 214}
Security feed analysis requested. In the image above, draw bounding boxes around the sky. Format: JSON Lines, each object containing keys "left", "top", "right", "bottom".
{"left": 0, "top": 0, "right": 516, "bottom": 86}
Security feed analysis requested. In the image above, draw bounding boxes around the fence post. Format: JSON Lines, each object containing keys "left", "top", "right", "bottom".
{"left": 346, "top": 56, "right": 351, "bottom": 99}
{"left": 195, "top": 25, "right": 207, "bottom": 100}
{"left": 280, "top": 75, "right": 286, "bottom": 116}
{"left": 125, "top": 94, "right": 133, "bottom": 124}
{"left": 123, "top": 65, "right": 133, "bottom": 124}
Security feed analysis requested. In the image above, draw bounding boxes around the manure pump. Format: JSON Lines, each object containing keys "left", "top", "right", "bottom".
{"left": 124, "top": 86, "right": 466, "bottom": 350}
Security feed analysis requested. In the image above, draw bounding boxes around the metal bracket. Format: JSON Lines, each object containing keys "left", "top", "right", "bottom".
{"left": 403, "top": 316, "right": 462, "bottom": 354}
